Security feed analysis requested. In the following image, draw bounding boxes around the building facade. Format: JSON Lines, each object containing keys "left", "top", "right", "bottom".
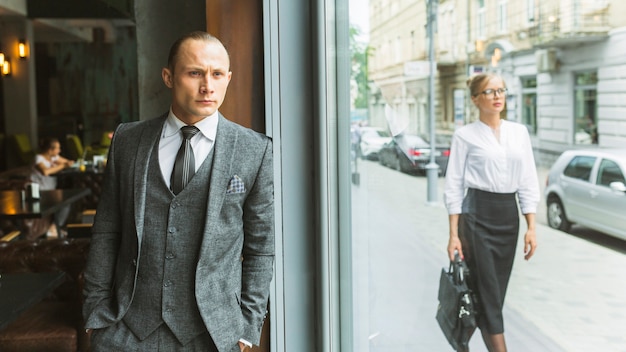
{"left": 368, "top": 0, "right": 626, "bottom": 165}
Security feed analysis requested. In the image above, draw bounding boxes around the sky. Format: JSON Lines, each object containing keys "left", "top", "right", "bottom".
{"left": 349, "top": 0, "right": 370, "bottom": 42}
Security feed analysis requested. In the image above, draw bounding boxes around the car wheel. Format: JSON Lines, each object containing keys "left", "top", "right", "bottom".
{"left": 547, "top": 197, "right": 572, "bottom": 232}
{"left": 393, "top": 157, "right": 402, "bottom": 172}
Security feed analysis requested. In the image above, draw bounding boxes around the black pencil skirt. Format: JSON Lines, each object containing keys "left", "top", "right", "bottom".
{"left": 459, "top": 188, "right": 519, "bottom": 335}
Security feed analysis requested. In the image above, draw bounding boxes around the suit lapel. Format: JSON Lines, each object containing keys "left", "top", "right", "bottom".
{"left": 203, "top": 114, "right": 237, "bottom": 236}
{"left": 134, "top": 115, "right": 167, "bottom": 242}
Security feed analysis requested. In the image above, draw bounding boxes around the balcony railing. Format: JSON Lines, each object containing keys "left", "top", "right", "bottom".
{"left": 529, "top": 0, "right": 610, "bottom": 46}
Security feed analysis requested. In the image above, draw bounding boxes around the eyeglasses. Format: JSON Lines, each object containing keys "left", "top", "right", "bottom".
{"left": 478, "top": 88, "right": 507, "bottom": 98}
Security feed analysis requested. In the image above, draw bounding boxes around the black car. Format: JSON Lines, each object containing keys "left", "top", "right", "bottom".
{"left": 378, "top": 134, "right": 450, "bottom": 175}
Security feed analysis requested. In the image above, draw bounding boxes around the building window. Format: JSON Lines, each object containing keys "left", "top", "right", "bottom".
{"left": 521, "top": 77, "right": 537, "bottom": 134}
{"left": 498, "top": 0, "right": 508, "bottom": 33}
{"left": 574, "top": 72, "right": 598, "bottom": 145}
{"left": 477, "top": 0, "right": 486, "bottom": 38}
{"left": 527, "top": 0, "right": 535, "bottom": 24}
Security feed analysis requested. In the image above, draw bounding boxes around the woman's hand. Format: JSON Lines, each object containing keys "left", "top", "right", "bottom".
{"left": 447, "top": 235, "right": 463, "bottom": 262}
{"left": 523, "top": 228, "right": 537, "bottom": 260}
{"left": 447, "top": 214, "right": 463, "bottom": 261}
{"left": 523, "top": 213, "right": 537, "bottom": 260}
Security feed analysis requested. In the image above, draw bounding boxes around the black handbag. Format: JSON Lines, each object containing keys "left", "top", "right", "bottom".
{"left": 436, "top": 253, "right": 477, "bottom": 351}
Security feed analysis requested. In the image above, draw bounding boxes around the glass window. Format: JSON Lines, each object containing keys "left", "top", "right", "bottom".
{"left": 342, "top": 1, "right": 620, "bottom": 351}
{"left": 498, "top": 0, "right": 508, "bottom": 33}
{"left": 477, "top": 0, "right": 486, "bottom": 38}
{"left": 563, "top": 155, "right": 596, "bottom": 181}
{"left": 527, "top": 0, "right": 536, "bottom": 24}
{"left": 597, "top": 159, "right": 625, "bottom": 187}
{"left": 521, "top": 77, "right": 537, "bottom": 134}
{"left": 574, "top": 72, "right": 598, "bottom": 145}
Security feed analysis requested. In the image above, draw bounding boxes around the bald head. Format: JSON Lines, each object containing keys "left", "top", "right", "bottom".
{"left": 167, "top": 31, "right": 230, "bottom": 73}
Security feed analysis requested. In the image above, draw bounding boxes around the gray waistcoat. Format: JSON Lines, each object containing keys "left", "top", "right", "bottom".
{"left": 124, "top": 139, "right": 214, "bottom": 345}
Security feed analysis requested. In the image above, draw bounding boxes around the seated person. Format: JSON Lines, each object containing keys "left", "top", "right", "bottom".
{"left": 30, "top": 137, "right": 75, "bottom": 237}
{"left": 31, "top": 137, "right": 75, "bottom": 189}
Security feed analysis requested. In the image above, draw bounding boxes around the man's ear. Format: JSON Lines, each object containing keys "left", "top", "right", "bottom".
{"left": 162, "top": 67, "right": 173, "bottom": 88}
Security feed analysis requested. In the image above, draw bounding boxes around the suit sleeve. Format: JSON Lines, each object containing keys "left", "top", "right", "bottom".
{"left": 240, "top": 137, "right": 275, "bottom": 344}
{"left": 82, "top": 123, "right": 126, "bottom": 328}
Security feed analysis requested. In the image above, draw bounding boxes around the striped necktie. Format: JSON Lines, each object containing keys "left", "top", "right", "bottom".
{"left": 170, "top": 125, "right": 200, "bottom": 195}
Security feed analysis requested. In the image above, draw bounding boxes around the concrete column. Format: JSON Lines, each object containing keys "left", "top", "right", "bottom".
{"left": 133, "top": 0, "right": 205, "bottom": 120}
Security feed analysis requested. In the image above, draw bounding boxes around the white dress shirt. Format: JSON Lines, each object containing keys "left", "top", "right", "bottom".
{"left": 159, "top": 109, "right": 219, "bottom": 188}
{"left": 443, "top": 119, "right": 540, "bottom": 215}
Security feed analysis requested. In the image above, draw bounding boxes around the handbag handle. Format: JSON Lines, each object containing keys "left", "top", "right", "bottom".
{"left": 449, "top": 251, "right": 465, "bottom": 284}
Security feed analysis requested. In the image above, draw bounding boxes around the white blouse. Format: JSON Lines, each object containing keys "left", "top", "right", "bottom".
{"left": 31, "top": 154, "right": 60, "bottom": 190}
{"left": 443, "top": 119, "right": 540, "bottom": 215}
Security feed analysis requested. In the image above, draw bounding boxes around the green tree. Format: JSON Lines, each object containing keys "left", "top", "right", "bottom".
{"left": 350, "top": 25, "right": 370, "bottom": 109}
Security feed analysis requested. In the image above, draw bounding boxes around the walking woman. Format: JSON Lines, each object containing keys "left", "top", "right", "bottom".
{"left": 443, "top": 73, "right": 540, "bottom": 352}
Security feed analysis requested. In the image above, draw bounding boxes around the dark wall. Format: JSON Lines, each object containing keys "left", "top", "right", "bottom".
{"left": 35, "top": 27, "right": 138, "bottom": 146}
{"left": 134, "top": 0, "right": 206, "bottom": 120}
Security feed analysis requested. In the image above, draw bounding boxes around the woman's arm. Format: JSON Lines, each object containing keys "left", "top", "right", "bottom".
{"left": 35, "top": 159, "right": 67, "bottom": 176}
{"left": 523, "top": 213, "right": 537, "bottom": 260}
{"left": 447, "top": 213, "right": 463, "bottom": 261}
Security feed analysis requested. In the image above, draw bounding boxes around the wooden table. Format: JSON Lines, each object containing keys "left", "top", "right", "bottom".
{"left": 0, "top": 272, "right": 66, "bottom": 330}
{"left": 0, "top": 188, "right": 91, "bottom": 220}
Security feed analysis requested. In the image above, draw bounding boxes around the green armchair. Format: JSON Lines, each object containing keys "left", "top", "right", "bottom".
{"left": 6, "top": 133, "right": 36, "bottom": 168}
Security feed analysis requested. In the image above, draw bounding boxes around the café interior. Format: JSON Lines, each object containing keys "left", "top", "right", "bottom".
{"left": 0, "top": 0, "right": 275, "bottom": 351}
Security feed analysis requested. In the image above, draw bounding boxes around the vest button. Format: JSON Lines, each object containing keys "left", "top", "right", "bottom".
{"left": 164, "top": 280, "right": 172, "bottom": 287}
{"left": 166, "top": 252, "right": 175, "bottom": 259}
{"left": 168, "top": 227, "right": 176, "bottom": 234}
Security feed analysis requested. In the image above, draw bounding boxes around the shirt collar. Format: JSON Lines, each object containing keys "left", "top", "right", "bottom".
{"left": 163, "top": 109, "right": 219, "bottom": 141}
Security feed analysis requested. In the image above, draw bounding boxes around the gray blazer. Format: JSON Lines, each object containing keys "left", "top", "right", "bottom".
{"left": 83, "top": 114, "right": 274, "bottom": 350}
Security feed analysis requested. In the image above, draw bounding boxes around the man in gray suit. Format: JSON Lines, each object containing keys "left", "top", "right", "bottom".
{"left": 83, "top": 31, "right": 274, "bottom": 352}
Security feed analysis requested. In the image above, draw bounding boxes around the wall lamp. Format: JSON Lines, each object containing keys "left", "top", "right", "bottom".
{"left": 18, "top": 39, "right": 28, "bottom": 59}
{"left": 1, "top": 57, "right": 11, "bottom": 76}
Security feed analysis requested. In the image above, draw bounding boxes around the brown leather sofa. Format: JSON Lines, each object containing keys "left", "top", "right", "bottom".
{"left": 0, "top": 238, "right": 91, "bottom": 352}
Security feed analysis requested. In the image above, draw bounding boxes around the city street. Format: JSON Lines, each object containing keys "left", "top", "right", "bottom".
{"left": 350, "top": 159, "right": 626, "bottom": 352}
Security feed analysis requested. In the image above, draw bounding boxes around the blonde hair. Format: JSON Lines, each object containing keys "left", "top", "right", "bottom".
{"left": 466, "top": 73, "right": 506, "bottom": 97}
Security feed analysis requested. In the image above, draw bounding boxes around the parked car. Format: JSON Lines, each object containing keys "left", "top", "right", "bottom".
{"left": 358, "top": 127, "right": 392, "bottom": 160}
{"left": 378, "top": 134, "right": 450, "bottom": 175}
{"left": 545, "top": 149, "right": 626, "bottom": 241}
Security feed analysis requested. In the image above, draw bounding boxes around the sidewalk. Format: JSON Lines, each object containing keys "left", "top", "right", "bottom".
{"left": 353, "top": 161, "right": 626, "bottom": 351}
{"left": 407, "top": 167, "right": 626, "bottom": 352}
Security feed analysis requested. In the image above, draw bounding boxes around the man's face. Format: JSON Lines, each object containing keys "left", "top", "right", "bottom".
{"left": 162, "top": 39, "right": 232, "bottom": 124}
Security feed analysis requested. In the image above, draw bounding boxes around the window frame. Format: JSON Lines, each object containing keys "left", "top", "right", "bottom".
{"left": 520, "top": 76, "right": 537, "bottom": 135}
{"left": 573, "top": 71, "right": 599, "bottom": 145}
{"left": 563, "top": 155, "right": 597, "bottom": 182}
{"left": 477, "top": 0, "right": 486, "bottom": 39}
{"left": 498, "top": 0, "right": 508, "bottom": 33}
{"left": 597, "top": 158, "right": 626, "bottom": 187}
